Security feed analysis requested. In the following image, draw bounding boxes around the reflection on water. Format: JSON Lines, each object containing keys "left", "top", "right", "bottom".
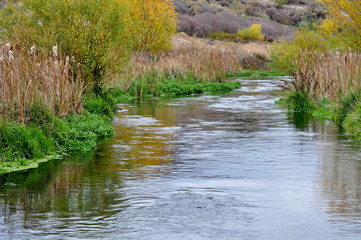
{"left": 1, "top": 77, "right": 361, "bottom": 239}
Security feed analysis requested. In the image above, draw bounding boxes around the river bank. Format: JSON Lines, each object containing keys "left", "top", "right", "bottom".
{"left": 0, "top": 68, "right": 288, "bottom": 174}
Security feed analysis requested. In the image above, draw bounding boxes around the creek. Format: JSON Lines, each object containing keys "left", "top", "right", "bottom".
{"left": 1, "top": 77, "right": 361, "bottom": 239}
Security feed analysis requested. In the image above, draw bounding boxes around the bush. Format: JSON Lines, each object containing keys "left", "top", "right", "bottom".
{"left": 0, "top": 0, "right": 133, "bottom": 93}
{"left": 237, "top": 24, "right": 264, "bottom": 41}
{"left": 270, "top": 25, "right": 341, "bottom": 73}
{"left": 128, "top": 0, "right": 177, "bottom": 54}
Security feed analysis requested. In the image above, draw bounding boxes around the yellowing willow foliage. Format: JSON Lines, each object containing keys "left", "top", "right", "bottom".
{"left": 128, "top": 0, "right": 177, "bottom": 54}
{"left": 319, "top": 0, "right": 361, "bottom": 49}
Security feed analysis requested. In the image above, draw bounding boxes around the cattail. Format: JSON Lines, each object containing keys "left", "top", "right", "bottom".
{"left": 30, "top": 45, "right": 36, "bottom": 56}
{"left": 8, "top": 50, "right": 14, "bottom": 62}
{"left": 5, "top": 43, "right": 10, "bottom": 53}
{"left": 53, "top": 46, "right": 58, "bottom": 58}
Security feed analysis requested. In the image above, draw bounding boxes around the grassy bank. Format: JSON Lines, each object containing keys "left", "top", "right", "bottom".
{"left": 276, "top": 89, "right": 361, "bottom": 139}
{"left": 0, "top": 75, "right": 245, "bottom": 174}
{"left": 0, "top": 0, "right": 278, "bottom": 174}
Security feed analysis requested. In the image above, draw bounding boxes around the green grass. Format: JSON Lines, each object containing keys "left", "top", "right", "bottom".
{"left": 275, "top": 91, "right": 315, "bottom": 112}
{"left": 226, "top": 69, "right": 286, "bottom": 78}
{"left": 0, "top": 111, "right": 115, "bottom": 173}
{"left": 278, "top": 88, "right": 361, "bottom": 140}
{"left": 127, "top": 72, "right": 241, "bottom": 97}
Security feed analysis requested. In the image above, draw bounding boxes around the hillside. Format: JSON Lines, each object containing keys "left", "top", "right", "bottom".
{"left": 174, "top": 0, "right": 326, "bottom": 41}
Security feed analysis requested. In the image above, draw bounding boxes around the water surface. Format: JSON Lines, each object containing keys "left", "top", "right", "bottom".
{"left": 1, "top": 77, "right": 361, "bottom": 239}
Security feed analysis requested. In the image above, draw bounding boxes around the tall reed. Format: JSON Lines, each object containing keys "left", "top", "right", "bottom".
{"left": 0, "top": 44, "right": 86, "bottom": 124}
{"left": 285, "top": 50, "right": 361, "bottom": 100}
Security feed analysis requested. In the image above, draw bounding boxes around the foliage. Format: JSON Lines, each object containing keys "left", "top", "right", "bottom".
{"left": 62, "top": 113, "right": 114, "bottom": 153}
{"left": 270, "top": 25, "right": 341, "bottom": 73}
{"left": 128, "top": 0, "right": 177, "bottom": 54}
{"left": 0, "top": 0, "right": 134, "bottom": 93}
{"left": 237, "top": 24, "right": 264, "bottom": 42}
{"left": 0, "top": 0, "right": 177, "bottom": 93}
{"left": 319, "top": 0, "right": 361, "bottom": 49}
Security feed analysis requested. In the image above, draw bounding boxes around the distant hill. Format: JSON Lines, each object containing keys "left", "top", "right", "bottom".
{"left": 174, "top": 0, "right": 326, "bottom": 41}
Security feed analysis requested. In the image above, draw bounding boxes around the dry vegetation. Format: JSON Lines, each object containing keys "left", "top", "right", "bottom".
{"left": 0, "top": 44, "right": 85, "bottom": 123}
{"left": 287, "top": 51, "right": 361, "bottom": 100}
{"left": 118, "top": 35, "right": 270, "bottom": 90}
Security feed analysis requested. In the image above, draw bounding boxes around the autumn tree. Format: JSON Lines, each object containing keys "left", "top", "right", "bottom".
{"left": 128, "top": 0, "right": 177, "bottom": 54}
{"left": 319, "top": 0, "right": 361, "bottom": 49}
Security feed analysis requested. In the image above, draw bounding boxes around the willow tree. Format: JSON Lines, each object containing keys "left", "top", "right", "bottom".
{"left": 320, "top": 0, "right": 361, "bottom": 49}
{"left": 128, "top": 0, "right": 177, "bottom": 54}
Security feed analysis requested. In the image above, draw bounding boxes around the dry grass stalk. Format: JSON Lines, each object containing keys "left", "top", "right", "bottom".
{"left": 0, "top": 44, "right": 86, "bottom": 124}
{"left": 288, "top": 50, "right": 361, "bottom": 100}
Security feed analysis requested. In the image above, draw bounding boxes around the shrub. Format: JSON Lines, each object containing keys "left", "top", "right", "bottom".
{"left": 237, "top": 24, "right": 264, "bottom": 41}
{"left": 319, "top": 0, "right": 361, "bottom": 50}
{"left": 270, "top": 25, "right": 341, "bottom": 73}
{"left": 128, "top": 0, "right": 177, "bottom": 54}
{"left": 0, "top": 0, "right": 133, "bottom": 93}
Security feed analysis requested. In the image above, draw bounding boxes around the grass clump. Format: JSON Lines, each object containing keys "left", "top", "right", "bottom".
{"left": 276, "top": 91, "right": 315, "bottom": 112}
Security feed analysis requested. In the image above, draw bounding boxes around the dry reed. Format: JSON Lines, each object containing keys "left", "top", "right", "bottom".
{"left": 0, "top": 43, "right": 86, "bottom": 124}
{"left": 118, "top": 36, "right": 269, "bottom": 90}
{"left": 286, "top": 50, "right": 361, "bottom": 100}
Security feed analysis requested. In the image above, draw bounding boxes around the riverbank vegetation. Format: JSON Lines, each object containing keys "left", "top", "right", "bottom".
{"left": 0, "top": 0, "right": 284, "bottom": 173}
{"left": 272, "top": 0, "right": 361, "bottom": 138}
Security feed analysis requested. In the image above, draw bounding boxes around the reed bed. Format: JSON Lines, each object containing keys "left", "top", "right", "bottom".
{"left": 288, "top": 50, "right": 361, "bottom": 100}
{"left": 0, "top": 44, "right": 86, "bottom": 124}
{"left": 118, "top": 36, "right": 269, "bottom": 90}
